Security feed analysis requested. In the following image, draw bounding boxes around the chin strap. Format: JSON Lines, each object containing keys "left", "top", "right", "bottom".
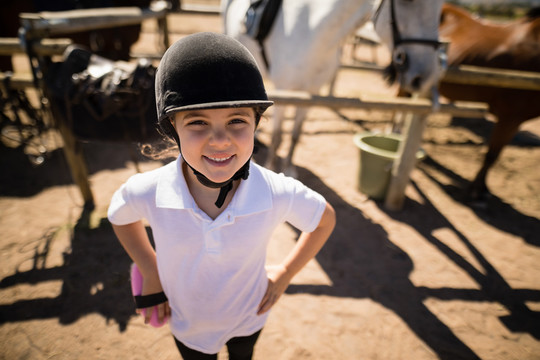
{"left": 185, "top": 159, "right": 251, "bottom": 208}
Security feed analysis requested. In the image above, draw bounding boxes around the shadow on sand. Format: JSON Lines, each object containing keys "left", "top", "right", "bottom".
{"left": 419, "top": 155, "right": 540, "bottom": 247}
{"left": 0, "top": 139, "right": 152, "bottom": 197}
{"left": 0, "top": 213, "right": 137, "bottom": 331}
{"left": 286, "top": 164, "right": 482, "bottom": 360}
{"left": 1, "top": 141, "right": 538, "bottom": 359}
{"left": 290, "top": 162, "right": 539, "bottom": 359}
{"left": 0, "top": 137, "right": 163, "bottom": 331}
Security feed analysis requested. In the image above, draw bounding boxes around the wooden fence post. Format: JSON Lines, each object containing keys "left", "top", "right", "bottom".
{"left": 52, "top": 106, "right": 95, "bottom": 209}
{"left": 39, "top": 72, "right": 96, "bottom": 209}
{"left": 384, "top": 111, "right": 428, "bottom": 211}
{"left": 0, "top": 35, "right": 95, "bottom": 208}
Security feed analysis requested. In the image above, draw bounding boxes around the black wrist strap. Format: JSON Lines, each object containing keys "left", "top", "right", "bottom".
{"left": 134, "top": 292, "right": 168, "bottom": 309}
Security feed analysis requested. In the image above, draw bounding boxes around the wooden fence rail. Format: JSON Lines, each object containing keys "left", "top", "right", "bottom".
{"left": 443, "top": 65, "right": 540, "bottom": 91}
{"left": 343, "top": 63, "right": 540, "bottom": 91}
{"left": 267, "top": 89, "right": 488, "bottom": 118}
{"left": 0, "top": 38, "right": 72, "bottom": 57}
{"left": 19, "top": 7, "right": 168, "bottom": 37}
{"left": 265, "top": 90, "right": 487, "bottom": 211}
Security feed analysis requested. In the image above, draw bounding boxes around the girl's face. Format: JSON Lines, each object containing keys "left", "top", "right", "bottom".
{"left": 173, "top": 107, "right": 256, "bottom": 184}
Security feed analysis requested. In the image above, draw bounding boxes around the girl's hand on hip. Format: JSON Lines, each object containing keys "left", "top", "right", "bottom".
{"left": 257, "top": 264, "right": 291, "bottom": 315}
{"left": 141, "top": 275, "right": 171, "bottom": 325}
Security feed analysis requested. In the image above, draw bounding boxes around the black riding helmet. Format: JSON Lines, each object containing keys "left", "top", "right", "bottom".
{"left": 155, "top": 32, "right": 273, "bottom": 208}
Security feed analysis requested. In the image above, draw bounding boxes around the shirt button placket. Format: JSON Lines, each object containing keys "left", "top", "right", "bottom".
{"left": 205, "top": 228, "right": 221, "bottom": 254}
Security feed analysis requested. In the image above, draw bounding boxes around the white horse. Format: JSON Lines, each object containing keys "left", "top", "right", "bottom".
{"left": 222, "top": 0, "right": 444, "bottom": 176}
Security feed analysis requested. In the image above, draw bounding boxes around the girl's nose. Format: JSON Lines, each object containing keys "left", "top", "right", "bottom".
{"left": 209, "top": 128, "right": 230, "bottom": 146}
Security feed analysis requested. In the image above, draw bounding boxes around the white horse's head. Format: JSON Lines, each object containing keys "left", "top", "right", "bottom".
{"left": 373, "top": 0, "right": 445, "bottom": 98}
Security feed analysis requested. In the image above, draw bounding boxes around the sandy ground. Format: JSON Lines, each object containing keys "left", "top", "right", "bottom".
{"left": 1, "top": 6, "right": 540, "bottom": 360}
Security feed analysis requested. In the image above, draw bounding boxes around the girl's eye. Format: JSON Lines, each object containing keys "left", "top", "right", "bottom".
{"left": 186, "top": 120, "right": 206, "bottom": 126}
{"left": 230, "top": 118, "right": 248, "bottom": 125}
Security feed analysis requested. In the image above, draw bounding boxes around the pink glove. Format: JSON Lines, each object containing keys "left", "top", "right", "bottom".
{"left": 130, "top": 263, "right": 169, "bottom": 327}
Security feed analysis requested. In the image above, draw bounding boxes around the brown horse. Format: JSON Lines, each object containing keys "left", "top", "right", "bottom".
{"left": 437, "top": 3, "right": 540, "bottom": 200}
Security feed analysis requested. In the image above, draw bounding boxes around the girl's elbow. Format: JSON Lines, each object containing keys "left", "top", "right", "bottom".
{"left": 323, "top": 202, "right": 336, "bottom": 230}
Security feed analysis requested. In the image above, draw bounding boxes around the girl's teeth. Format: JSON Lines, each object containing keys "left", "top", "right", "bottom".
{"left": 208, "top": 156, "right": 232, "bottom": 162}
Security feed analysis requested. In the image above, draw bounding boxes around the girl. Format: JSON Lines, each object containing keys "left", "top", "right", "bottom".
{"left": 108, "top": 32, "right": 335, "bottom": 360}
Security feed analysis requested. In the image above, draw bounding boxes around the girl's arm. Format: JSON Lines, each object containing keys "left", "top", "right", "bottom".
{"left": 257, "top": 201, "right": 336, "bottom": 315}
{"left": 112, "top": 220, "right": 170, "bottom": 324}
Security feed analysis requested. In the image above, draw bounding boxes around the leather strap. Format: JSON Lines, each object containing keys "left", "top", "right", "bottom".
{"left": 134, "top": 292, "right": 168, "bottom": 309}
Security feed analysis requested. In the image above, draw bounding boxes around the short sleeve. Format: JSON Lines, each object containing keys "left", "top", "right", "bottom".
{"left": 283, "top": 177, "right": 327, "bottom": 233}
{"left": 107, "top": 175, "right": 145, "bottom": 225}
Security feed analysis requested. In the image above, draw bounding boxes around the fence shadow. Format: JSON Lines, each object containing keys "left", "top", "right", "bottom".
{"left": 379, "top": 177, "right": 540, "bottom": 340}
{"left": 280, "top": 163, "right": 483, "bottom": 360}
{"left": 0, "top": 139, "right": 154, "bottom": 197}
{"left": 0, "top": 211, "right": 138, "bottom": 331}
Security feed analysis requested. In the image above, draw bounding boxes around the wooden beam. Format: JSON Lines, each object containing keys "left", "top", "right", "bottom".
{"left": 2, "top": 74, "right": 487, "bottom": 119}
{"left": 0, "top": 73, "right": 35, "bottom": 90}
{"left": 19, "top": 7, "right": 167, "bottom": 36}
{"left": 267, "top": 89, "right": 488, "bottom": 118}
{"left": 179, "top": 3, "right": 221, "bottom": 15}
{"left": 340, "top": 63, "right": 385, "bottom": 72}
{"left": 442, "top": 65, "right": 540, "bottom": 91}
{"left": 340, "top": 63, "right": 540, "bottom": 91}
{"left": 0, "top": 38, "right": 72, "bottom": 56}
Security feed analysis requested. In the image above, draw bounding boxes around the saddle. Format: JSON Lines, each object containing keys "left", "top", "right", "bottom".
{"left": 244, "top": 0, "right": 282, "bottom": 69}
{"left": 46, "top": 46, "right": 159, "bottom": 142}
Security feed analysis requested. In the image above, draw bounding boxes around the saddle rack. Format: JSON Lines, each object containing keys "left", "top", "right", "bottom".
{"left": 1, "top": 6, "right": 169, "bottom": 210}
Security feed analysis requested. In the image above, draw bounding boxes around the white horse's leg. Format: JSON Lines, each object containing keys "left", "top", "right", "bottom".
{"left": 265, "top": 105, "right": 287, "bottom": 172}
{"left": 282, "top": 106, "right": 309, "bottom": 178}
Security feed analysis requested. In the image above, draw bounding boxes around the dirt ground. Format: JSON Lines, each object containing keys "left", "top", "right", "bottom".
{"left": 1, "top": 7, "right": 540, "bottom": 360}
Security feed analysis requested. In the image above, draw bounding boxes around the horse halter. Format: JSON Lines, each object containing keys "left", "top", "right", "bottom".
{"left": 374, "top": 0, "right": 443, "bottom": 70}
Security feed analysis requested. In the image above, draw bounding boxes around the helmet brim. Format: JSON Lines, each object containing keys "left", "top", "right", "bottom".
{"left": 162, "top": 100, "right": 274, "bottom": 120}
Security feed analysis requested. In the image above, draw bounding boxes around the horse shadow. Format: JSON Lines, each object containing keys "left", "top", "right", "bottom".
{"left": 450, "top": 116, "right": 540, "bottom": 147}
{"left": 0, "top": 212, "right": 140, "bottom": 331}
{"left": 418, "top": 155, "right": 540, "bottom": 247}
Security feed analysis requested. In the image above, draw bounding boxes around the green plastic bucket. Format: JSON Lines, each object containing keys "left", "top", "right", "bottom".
{"left": 353, "top": 132, "right": 425, "bottom": 200}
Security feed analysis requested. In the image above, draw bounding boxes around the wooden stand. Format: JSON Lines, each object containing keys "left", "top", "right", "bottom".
{"left": 19, "top": 7, "right": 169, "bottom": 49}
{"left": 1, "top": 6, "right": 169, "bottom": 209}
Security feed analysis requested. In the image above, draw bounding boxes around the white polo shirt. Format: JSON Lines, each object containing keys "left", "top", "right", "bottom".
{"left": 108, "top": 157, "right": 327, "bottom": 354}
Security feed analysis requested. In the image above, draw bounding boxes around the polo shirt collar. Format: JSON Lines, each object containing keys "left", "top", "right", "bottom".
{"left": 230, "top": 161, "right": 272, "bottom": 217}
{"left": 155, "top": 156, "right": 194, "bottom": 209}
{"left": 155, "top": 156, "right": 272, "bottom": 216}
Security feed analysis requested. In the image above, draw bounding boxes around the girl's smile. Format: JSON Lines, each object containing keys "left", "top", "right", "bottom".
{"left": 206, "top": 155, "right": 233, "bottom": 163}
{"left": 173, "top": 107, "right": 256, "bottom": 184}
{"left": 204, "top": 154, "right": 235, "bottom": 167}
